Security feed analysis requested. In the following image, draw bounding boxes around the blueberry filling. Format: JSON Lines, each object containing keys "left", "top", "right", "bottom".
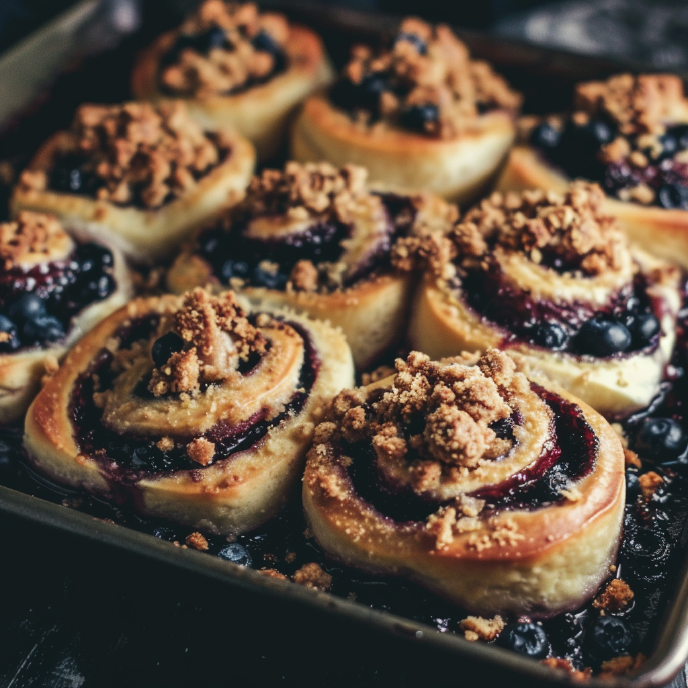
{"left": 586, "top": 616, "right": 637, "bottom": 660}
{"left": 197, "top": 194, "right": 414, "bottom": 292}
{"left": 531, "top": 119, "right": 688, "bottom": 209}
{"left": 0, "top": 241, "right": 116, "bottom": 350}
{"left": 151, "top": 331, "right": 185, "bottom": 368}
{"left": 461, "top": 268, "right": 660, "bottom": 357}
{"left": 635, "top": 418, "right": 687, "bottom": 463}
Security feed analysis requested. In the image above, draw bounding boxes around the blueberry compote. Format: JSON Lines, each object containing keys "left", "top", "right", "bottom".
{"left": 3, "top": 281, "right": 687, "bottom": 676}
{"left": 530, "top": 119, "right": 688, "bottom": 210}
{"left": 197, "top": 194, "right": 415, "bottom": 291}
{"left": 67, "top": 316, "right": 319, "bottom": 480}
{"left": 462, "top": 265, "right": 661, "bottom": 357}
{"left": 0, "top": 242, "right": 116, "bottom": 351}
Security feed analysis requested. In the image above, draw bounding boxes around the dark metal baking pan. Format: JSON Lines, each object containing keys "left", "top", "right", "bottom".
{"left": 1, "top": 2, "right": 687, "bottom": 686}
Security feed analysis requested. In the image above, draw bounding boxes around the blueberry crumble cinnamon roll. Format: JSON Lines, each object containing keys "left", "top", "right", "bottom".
{"left": 131, "top": 1, "right": 333, "bottom": 160}
{"left": 497, "top": 74, "right": 688, "bottom": 267}
{"left": 292, "top": 18, "right": 522, "bottom": 202}
{"left": 303, "top": 349, "right": 625, "bottom": 616}
{"left": 24, "top": 288, "right": 353, "bottom": 534}
{"left": 407, "top": 184, "right": 682, "bottom": 418}
{"left": 0, "top": 212, "right": 132, "bottom": 424}
{"left": 167, "top": 162, "right": 457, "bottom": 368}
{"left": 11, "top": 101, "right": 255, "bottom": 262}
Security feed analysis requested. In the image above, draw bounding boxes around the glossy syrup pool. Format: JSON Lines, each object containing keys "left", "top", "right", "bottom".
{"left": 0, "top": 286, "right": 686, "bottom": 673}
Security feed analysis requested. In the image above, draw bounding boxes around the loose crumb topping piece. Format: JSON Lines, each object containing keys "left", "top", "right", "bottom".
{"left": 292, "top": 562, "right": 332, "bottom": 590}
{"left": 0, "top": 212, "right": 74, "bottom": 270}
{"left": 599, "top": 653, "right": 646, "bottom": 678}
{"left": 149, "top": 289, "right": 266, "bottom": 397}
{"left": 593, "top": 578, "right": 634, "bottom": 613}
{"left": 185, "top": 532, "right": 210, "bottom": 551}
{"left": 459, "top": 614, "right": 505, "bottom": 642}
{"left": 20, "top": 102, "right": 230, "bottom": 209}
{"left": 334, "top": 17, "right": 521, "bottom": 138}
{"left": 638, "top": 471, "right": 663, "bottom": 501}
{"left": 160, "top": 1, "right": 289, "bottom": 98}
{"left": 448, "top": 183, "right": 627, "bottom": 276}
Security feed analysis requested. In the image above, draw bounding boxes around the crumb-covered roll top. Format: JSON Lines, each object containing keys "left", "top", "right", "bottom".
{"left": 311, "top": 349, "right": 596, "bottom": 509}
{"left": 329, "top": 17, "right": 521, "bottom": 138}
{"left": 159, "top": 1, "right": 289, "bottom": 98}
{"left": 18, "top": 102, "right": 236, "bottom": 209}
{"left": 183, "top": 161, "right": 454, "bottom": 293}
{"left": 406, "top": 183, "right": 680, "bottom": 357}
{"left": 528, "top": 74, "right": 688, "bottom": 209}
{"left": 0, "top": 212, "right": 118, "bottom": 352}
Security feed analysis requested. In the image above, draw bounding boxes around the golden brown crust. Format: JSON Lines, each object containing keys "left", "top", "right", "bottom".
{"left": 292, "top": 94, "right": 516, "bottom": 203}
{"left": 23, "top": 290, "right": 354, "bottom": 534}
{"left": 132, "top": 17, "right": 334, "bottom": 160}
{"left": 303, "top": 352, "right": 626, "bottom": 616}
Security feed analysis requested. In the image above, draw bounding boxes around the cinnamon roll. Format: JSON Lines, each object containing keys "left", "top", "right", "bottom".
{"left": 291, "top": 17, "right": 521, "bottom": 203}
{"left": 24, "top": 288, "right": 353, "bottom": 535}
{"left": 11, "top": 101, "right": 255, "bottom": 263}
{"left": 496, "top": 74, "right": 688, "bottom": 267}
{"left": 167, "top": 161, "right": 457, "bottom": 369}
{"left": 131, "top": 1, "right": 334, "bottom": 160}
{"left": 0, "top": 212, "right": 132, "bottom": 424}
{"left": 407, "top": 184, "right": 682, "bottom": 418}
{"left": 303, "top": 349, "right": 625, "bottom": 617}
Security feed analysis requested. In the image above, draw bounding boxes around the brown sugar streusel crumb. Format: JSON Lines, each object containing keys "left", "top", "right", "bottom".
{"left": 258, "top": 568, "right": 289, "bottom": 581}
{"left": 599, "top": 653, "right": 646, "bottom": 678}
{"left": 149, "top": 289, "right": 266, "bottom": 397}
{"left": 292, "top": 563, "right": 332, "bottom": 591}
{"left": 0, "top": 212, "right": 73, "bottom": 270}
{"left": 449, "top": 183, "right": 627, "bottom": 276}
{"left": 638, "top": 471, "right": 664, "bottom": 500}
{"left": 185, "top": 532, "right": 210, "bottom": 551}
{"left": 541, "top": 658, "right": 592, "bottom": 680}
{"left": 186, "top": 437, "right": 216, "bottom": 466}
{"left": 593, "top": 579, "right": 634, "bottom": 613}
{"left": 337, "top": 17, "right": 521, "bottom": 138}
{"left": 159, "top": 1, "right": 289, "bottom": 98}
{"left": 19, "top": 102, "right": 231, "bottom": 209}
{"left": 459, "top": 615, "right": 505, "bottom": 642}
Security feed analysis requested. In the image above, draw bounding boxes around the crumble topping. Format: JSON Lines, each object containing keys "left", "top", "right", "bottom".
{"left": 0, "top": 212, "right": 74, "bottom": 270}
{"left": 159, "top": 1, "right": 289, "bottom": 98}
{"left": 242, "top": 161, "right": 369, "bottom": 224}
{"left": 575, "top": 74, "right": 685, "bottom": 137}
{"left": 20, "top": 102, "right": 230, "bottom": 209}
{"left": 450, "top": 183, "right": 627, "bottom": 276}
{"left": 334, "top": 17, "right": 521, "bottom": 138}
{"left": 148, "top": 289, "right": 266, "bottom": 397}
{"left": 186, "top": 437, "right": 216, "bottom": 466}
{"left": 593, "top": 578, "right": 634, "bottom": 612}
{"left": 599, "top": 653, "right": 646, "bottom": 678}
{"left": 185, "top": 532, "right": 210, "bottom": 551}
{"left": 258, "top": 568, "right": 288, "bottom": 580}
{"left": 459, "top": 615, "right": 505, "bottom": 642}
{"left": 292, "top": 562, "right": 332, "bottom": 591}
{"left": 638, "top": 471, "right": 663, "bottom": 500}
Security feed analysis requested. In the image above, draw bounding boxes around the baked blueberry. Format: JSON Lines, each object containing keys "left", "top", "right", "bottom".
{"left": 218, "top": 542, "right": 253, "bottom": 567}
{"left": 250, "top": 265, "right": 288, "bottom": 290}
{"left": 152, "top": 331, "right": 185, "bottom": 367}
{"left": 0, "top": 315, "right": 20, "bottom": 352}
{"left": 23, "top": 315, "right": 65, "bottom": 344}
{"left": 220, "top": 259, "right": 250, "bottom": 282}
{"left": 530, "top": 122, "right": 561, "bottom": 150}
{"left": 658, "top": 183, "right": 688, "bottom": 210}
{"left": 496, "top": 622, "right": 550, "bottom": 659}
{"left": 400, "top": 103, "right": 439, "bottom": 133}
{"left": 587, "top": 616, "right": 636, "bottom": 660}
{"left": 530, "top": 321, "right": 568, "bottom": 350}
{"left": 576, "top": 318, "right": 631, "bottom": 357}
{"left": 77, "top": 242, "right": 114, "bottom": 271}
{"left": 626, "top": 470, "right": 641, "bottom": 497}
{"left": 8, "top": 293, "right": 46, "bottom": 323}
{"left": 635, "top": 417, "right": 686, "bottom": 461}
{"left": 355, "top": 72, "right": 390, "bottom": 112}
{"left": 395, "top": 31, "right": 427, "bottom": 54}
{"left": 251, "top": 29, "right": 280, "bottom": 56}
{"left": 152, "top": 526, "right": 177, "bottom": 541}
{"left": 627, "top": 313, "right": 660, "bottom": 347}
